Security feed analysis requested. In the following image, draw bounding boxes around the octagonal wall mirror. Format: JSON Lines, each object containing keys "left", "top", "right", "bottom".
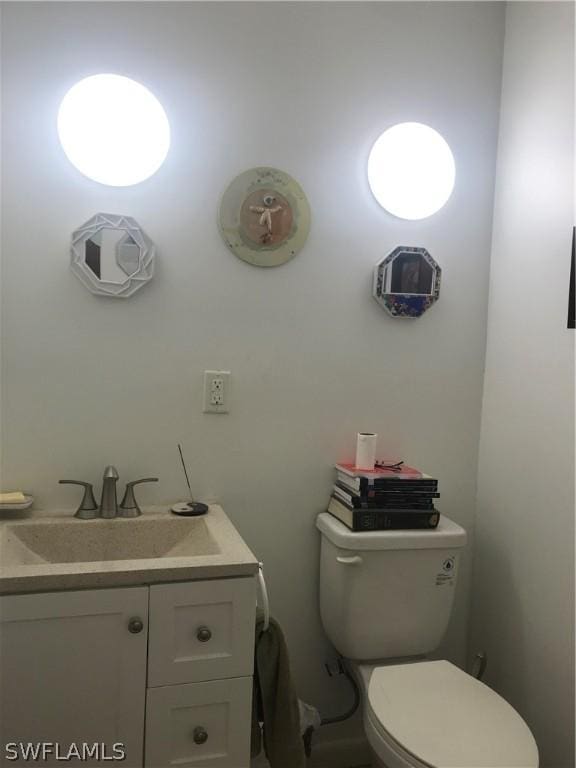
{"left": 70, "top": 213, "right": 156, "bottom": 298}
{"left": 373, "top": 246, "right": 441, "bottom": 318}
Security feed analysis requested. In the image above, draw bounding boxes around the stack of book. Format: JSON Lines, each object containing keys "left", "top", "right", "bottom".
{"left": 328, "top": 462, "right": 440, "bottom": 531}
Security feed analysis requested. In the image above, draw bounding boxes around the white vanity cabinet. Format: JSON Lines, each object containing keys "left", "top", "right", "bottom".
{"left": 0, "top": 587, "right": 148, "bottom": 768}
{"left": 0, "top": 577, "right": 256, "bottom": 768}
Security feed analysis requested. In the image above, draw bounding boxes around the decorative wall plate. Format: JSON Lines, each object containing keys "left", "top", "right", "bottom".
{"left": 70, "top": 213, "right": 156, "bottom": 298}
{"left": 218, "top": 167, "right": 310, "bottom": 267}
{"left": 373, "top": 246, "right": 441, "bottom": 318}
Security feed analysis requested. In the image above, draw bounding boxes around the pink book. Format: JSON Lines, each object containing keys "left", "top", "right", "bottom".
{"left": 335, "top": 462, "right": 424, "bottom": 480}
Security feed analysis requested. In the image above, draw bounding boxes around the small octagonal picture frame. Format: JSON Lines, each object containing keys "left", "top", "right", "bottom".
{"left": 373, "top": 246, "right": 441, "bottom": 318}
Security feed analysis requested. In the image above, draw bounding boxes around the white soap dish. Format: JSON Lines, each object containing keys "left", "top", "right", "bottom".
{"left": 0, "top": 494, "right": 34, "bottom": 510}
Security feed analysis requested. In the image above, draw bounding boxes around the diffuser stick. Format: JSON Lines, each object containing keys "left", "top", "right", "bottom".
{"left": 178, "top": 443, "right": 194, "bottom": 502}
{"left": 171, "top": 444, "right": 208, "bottom": 516}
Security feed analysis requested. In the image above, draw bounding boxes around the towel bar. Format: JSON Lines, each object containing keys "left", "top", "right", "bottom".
{"left": 257, "top": 562, "right": 270, "bottom": 632}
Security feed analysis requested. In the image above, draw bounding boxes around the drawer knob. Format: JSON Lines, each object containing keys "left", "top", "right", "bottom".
{"left": 196, "top": 626, "right": 212, "bottom": 643}
{"left": 193, "top": 726, "right": 208, "bottom": 745}
{"left": 128, "top": 617, "right": 144, "bottom": 634}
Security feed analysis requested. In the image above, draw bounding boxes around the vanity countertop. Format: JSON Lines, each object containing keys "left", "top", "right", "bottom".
{"left": 0, "top": 505, "right": 259, "bottom": 595}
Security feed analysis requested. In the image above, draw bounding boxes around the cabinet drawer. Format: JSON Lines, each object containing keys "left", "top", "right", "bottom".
{"left": 148, "top": 577, "right": 256, "bottom": 686}
{"left": 145, "top": 677, "right": 252, "bottom": 768}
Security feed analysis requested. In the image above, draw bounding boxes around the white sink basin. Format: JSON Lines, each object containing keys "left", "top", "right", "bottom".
{"left": 0, "top": 506, "right": 258, "bottom": 594}
{"left": 3, "top": 516, "right": 220, "bottom": 564}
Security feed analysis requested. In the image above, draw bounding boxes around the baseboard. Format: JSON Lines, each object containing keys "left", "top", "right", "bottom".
{"left": 251, "top": 736, "right": 372, "bottom": 768}
{"left": 307, "top": 736, "right": 372, "bottom": 768}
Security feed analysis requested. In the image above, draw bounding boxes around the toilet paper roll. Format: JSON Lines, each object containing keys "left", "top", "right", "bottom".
{"left": 355, "top": 432, "right": 377, "bottom": 470}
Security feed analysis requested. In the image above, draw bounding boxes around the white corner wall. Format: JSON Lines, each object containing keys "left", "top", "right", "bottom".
{"left": 470, "top": 3, "right": 575, "bottom": 767}
{"left": 0, "top": 1, "right": 505, "bottom": 744}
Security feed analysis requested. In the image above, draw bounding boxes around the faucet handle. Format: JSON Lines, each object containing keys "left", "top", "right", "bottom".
{"left": 119, "top": 478, "right": 159, "bottom": 518}
{"left": 59, "top": 480, "right": 99, "bottom": 519}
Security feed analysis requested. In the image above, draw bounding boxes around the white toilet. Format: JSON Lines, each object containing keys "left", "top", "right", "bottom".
{"left": 316, "top": 512, "right": 538, "bottom": 768}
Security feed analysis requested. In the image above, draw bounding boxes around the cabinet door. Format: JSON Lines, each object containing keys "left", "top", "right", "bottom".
{"left": 0, "top": 587, "right": 148, "bottom": 768}
{"left": 145, "top": 677, "right": 252, "bottom": 768}
{"left": 148, "top": 578, "right": 256, "bottom": 687}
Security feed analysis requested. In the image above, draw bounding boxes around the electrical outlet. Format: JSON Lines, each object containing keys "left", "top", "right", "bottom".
{"left": 203, "top": 371, "right": 230, "bottom": 413}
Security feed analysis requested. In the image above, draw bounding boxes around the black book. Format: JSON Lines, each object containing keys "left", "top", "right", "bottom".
{"left": 362, "top": 487, "right": 440, "bottom": 499}
{"left": 327, "top": 496, "right": 440, "bottom": 532}
{"left": 336, "top": 471, "right": 438, "bottom": 494}
{"left": 333, "top": 484, "right": 439, "bottom": 508}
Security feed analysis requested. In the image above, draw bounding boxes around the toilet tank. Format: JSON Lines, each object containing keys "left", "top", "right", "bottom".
{"left": 316, "top": 513, "right": 467, "bottom": 661}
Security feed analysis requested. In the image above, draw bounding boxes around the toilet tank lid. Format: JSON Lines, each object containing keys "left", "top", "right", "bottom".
{"left": 316, "top": 513, "right": 466, "bottom": 551}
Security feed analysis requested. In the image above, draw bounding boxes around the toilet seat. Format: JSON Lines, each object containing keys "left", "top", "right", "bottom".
{"left": 365, "top": 660, "right": 538, "bottom": 768}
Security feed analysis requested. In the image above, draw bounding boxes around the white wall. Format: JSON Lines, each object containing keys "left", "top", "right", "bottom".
{"left": 0, "top": 1, "right": 504, "bottom": 742}
{"left": 470, "top": 4, "right": 575, "bottom": 767}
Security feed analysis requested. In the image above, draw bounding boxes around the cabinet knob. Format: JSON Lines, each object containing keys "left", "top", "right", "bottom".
{"left": 128, "top": 617, "right": 144, "bottom": 634}
{"left": 193, "top": 726, "right": 208, "bottom": 745}
{"left": 196, "top": 626, "right": 212, "bottom": 643}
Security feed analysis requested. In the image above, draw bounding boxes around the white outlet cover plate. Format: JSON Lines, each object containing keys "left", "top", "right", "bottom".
{"left": 203, "top": 370, "right": 230, "bottom": 413}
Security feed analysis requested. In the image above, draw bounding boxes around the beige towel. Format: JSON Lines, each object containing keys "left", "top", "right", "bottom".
{"left": 251, "top": 611, "right": 306, "bottom": 768}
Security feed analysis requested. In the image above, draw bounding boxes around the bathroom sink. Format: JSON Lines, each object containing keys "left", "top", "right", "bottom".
{"left": 4, "top": 516, "right": 220, "bottom": 564}
{"left": 0, "top": 506, "right": 258, "bottom": 594}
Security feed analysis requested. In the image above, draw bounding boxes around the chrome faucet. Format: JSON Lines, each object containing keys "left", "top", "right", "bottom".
{"left": 99, "top": 465, "right": 119, "bottom": 518}
{"left": 59, "top": 468, "right": 158, "bottom": 519}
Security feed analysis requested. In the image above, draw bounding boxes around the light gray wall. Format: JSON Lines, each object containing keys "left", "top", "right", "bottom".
{"left": 0, "top": 1, "right": 504, "bottom": 738}
{"left": 469, "top": 4, "right": 575, "bottom": 767}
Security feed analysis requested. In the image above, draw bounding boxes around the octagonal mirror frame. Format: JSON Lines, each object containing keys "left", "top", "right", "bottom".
{"left": 70, "top": 213, "right": 156, "bottom": 298}
{"left": 373, "top": 246, "right": 441, "bottom": 318}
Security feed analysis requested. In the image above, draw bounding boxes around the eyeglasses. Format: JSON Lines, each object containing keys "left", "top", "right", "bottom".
{"left": 374, "top": 460, "right": 404, "bottom": 472}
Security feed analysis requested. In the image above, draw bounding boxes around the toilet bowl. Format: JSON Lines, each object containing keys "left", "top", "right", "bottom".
{"left": 355, "top": 660, "right": 538, "bottom": 768}
{"left": 316, "top": 512, "right": 539, "bottom": 768}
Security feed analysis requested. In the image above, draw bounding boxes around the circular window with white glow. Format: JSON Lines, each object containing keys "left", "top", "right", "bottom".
{"left": 368, "top": 122, "right": 455, "bottom": 220}
{"left": 57, "top": 74, "right": 170, "bottom": 187}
